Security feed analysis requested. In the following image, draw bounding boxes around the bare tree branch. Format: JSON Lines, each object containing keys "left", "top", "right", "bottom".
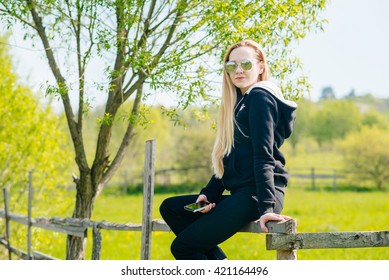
{"left": 25, "top": 0, "right": 89, "bottom": 170}
{"left": 99, "top": 86, "right": 144, "bottom": 190}
{"left": 91, "top": 0, "right": 133, "bottom": 187}
{"left": 150, "top": 0, "right": 187, "bottom": 67}
{"left": 148, "top": 7, "right": 177, "bottom": 34}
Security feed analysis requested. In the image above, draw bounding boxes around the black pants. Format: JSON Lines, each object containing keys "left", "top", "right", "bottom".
{"left": 159, "top": 188, "right": 284, "bottom": 260}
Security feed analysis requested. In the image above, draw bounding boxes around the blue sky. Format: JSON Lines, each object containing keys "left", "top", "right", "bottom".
{"left": 2, "top": 0, "right": 389, "bottom": 110}
{"left": 295, "top": 0, "right": 389, "bottom": 100}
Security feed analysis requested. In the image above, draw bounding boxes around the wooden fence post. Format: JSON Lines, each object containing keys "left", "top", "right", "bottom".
{"left": 275, "top": 219, "right": 298, "bottom": 260}
{"left": 92, "top": 223, "right": 102, "bottom": 260}
{"left": 332, "top": 169, "right": 337, "bottom": 191}
{"left": 27, "top": 171, "right": 33, "bottom": 260}
{"left": 311, "top": 167, "right": 316, "bottom": 190}
{"left": 3, "top": 188, "right": 12, "bottom": 260}
{"left": 140, "top": 139, "right": 156, "bottom": 260}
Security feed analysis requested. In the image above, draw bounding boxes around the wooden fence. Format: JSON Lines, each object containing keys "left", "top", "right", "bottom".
{"left": 288, "top": 167, "right": 345, "bottom": 190}
{"left": 115, "top": 165, "right": 351, "bottom": 191}
{"left": 1, "top": 139, "right": 389, "bottom": 260}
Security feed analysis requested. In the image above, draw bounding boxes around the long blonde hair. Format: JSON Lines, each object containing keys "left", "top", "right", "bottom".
{"left": 211, "top": 40, "right": 270, "bottom": 178}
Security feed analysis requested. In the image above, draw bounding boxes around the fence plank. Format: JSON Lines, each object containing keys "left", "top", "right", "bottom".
{"left": 32, "top": 250, "right": 58, "bottom": 260}
{"left": 27, "top": 171, "right": 33, "bottom": 259}
{"left": 151, "top": 219, "right": 296, "bottom": 234}
{"left": 94, "top": 221, "right": 143, "bottom": 231}
{"left": 48, "top": 217, "right": 142, "bottom": 231}
{"left": 0, "top": 210, "right": 147, "bottom": 234}
{"left": 2, "top": 188, "right": 12, "bottom": 260}
{"left": 267, "top": 231, "right": 389, "bottom": 250}
{"left": 240, "top": 219, "right": 296, "bottom": 234}
{"left": 0, "top": 211, "right": 86, "bottom": 237}
{"left": 34, "top": 222, "right": 86, "bottom": 237}
{"left": 152, "top": 219, "right": 171, "bottom": 231}
{"left": 140, "top": 139, "right": 156, "bottom": 260}
{"left": 0, "top": 237, "right": 57, "bottom": 260}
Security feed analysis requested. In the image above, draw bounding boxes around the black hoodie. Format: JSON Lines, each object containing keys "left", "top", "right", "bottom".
{"left": 200, "top": 81, "right": 298, "bottom": 216}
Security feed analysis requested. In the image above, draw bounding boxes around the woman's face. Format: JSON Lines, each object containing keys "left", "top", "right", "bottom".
{"left": 227, "top": 46, "right": 263, "bottom": 93}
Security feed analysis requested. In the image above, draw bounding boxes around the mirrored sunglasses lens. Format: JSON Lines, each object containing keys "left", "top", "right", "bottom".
{"left": 225, "top": 62, "right": 237, "bottom": 73}
{"left": 241, "top": 60, "right": 253, "bottom": 71}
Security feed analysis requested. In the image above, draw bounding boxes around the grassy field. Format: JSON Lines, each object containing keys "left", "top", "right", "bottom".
{"left": 19, "top": 187, "right": 388, "bottom": 260}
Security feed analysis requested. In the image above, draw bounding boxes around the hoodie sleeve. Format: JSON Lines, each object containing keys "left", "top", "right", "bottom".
{"left": 200, "top": 175, "right": 225, "bottom": 202}
{"left": 248, "top": 89, "right": 278, "bottom": 215}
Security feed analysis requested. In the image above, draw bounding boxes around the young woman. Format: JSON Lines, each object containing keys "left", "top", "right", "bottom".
{"left": 159, "top": 39, "right": 297, "bottom": 260}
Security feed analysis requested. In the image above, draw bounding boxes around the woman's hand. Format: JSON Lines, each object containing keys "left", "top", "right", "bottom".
{"left": 196, "top": 194, "right": 215, "bottom": 213}
{"left": 256, "top": 213, "right": 292, "bottom": 233}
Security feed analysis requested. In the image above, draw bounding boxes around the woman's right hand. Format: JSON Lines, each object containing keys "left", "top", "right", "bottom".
{"left": 256, "top": 213, "right": 292, "bottom": 232}
{"left": 196, "top": 194, "right": 215, "bottom": 213}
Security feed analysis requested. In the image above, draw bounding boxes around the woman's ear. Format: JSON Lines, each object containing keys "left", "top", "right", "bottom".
{"left": 257, "top": 64, "right": 264, "bottom": 81}
{"left": 259, "top": 61, "right": 264, "bottom": 74}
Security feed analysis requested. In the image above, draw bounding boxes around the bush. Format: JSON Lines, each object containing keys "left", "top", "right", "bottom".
{"left": 338, "top": 126, "right": 389, "bottom": 190}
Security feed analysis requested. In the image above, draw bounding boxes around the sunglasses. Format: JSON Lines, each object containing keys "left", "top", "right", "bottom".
{"left": 225, "top": 59, "right": 254, "bottom": 73}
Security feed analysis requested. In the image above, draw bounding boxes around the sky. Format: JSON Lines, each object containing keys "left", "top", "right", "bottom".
{"left": 2, "top": 0, "right": 389, "bottom": 111}
{"left": 294, "top": 0, "right": 389, "bottom": 101}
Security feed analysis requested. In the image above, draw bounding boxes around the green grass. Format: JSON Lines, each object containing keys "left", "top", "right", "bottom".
{"left": 2, "top": 187, "right": 388, "bottom": 260}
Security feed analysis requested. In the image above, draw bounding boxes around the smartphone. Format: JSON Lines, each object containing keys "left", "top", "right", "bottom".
{"left": 184, "top": 201, "right": 210, "bottom": 212}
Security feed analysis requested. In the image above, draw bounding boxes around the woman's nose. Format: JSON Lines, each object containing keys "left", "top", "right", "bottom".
{"left": 235, "top": 64, "right": 244, "bottom": 73}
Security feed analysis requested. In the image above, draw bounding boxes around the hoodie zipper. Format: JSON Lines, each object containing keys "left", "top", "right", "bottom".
{"left": 234, "top": 95, "right": 250, "bottom": 138}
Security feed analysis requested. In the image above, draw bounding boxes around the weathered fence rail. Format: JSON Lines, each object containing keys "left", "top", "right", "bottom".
{"left": 267, "top": 231, "right": 389, "bottom": 250}
{"left": 1, "top": 139, "right": 388, "bottom": 260}
{"left": 0, "top": 237, "right": 57, "bottom": 260}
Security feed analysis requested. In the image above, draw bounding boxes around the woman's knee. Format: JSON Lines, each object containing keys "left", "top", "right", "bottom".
{"left": 170, "top": 238, "right": 181, "bottom": 258}
{"left": 159, "top": 196, "right": 174, "bottom": 217}
{"left": 170, "top": 237, "right": 190, "bottom": 259}
{"left": 170, "top": 237, "right": 207, "bottom": 260}
{"left": 160, "top": 195, "right": 197, "bottom": 217}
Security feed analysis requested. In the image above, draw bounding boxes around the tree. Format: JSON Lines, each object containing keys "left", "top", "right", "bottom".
{"left": 362, "top": 109, "right": 389, "bottom": 130}
{"left": 172, "top": 107, "right": 216, "bottom": 183}
{"left": 0, "top": 0, "right": 328, "bottom": 259}
{"left": 338, "top": 126, "right": 389, "bottom": 190}
{"left": 309, "top": 99, "right": 362, "bottom": 146}
{"left": 319, "top": 86, "right": 336, "bottom": 101}
{"left": 0, "top": 36, "right": 72, "bottom": 209}
{"left": 105, "top": 103, "right": 174, "bottom": 186}
{"left": 344, "top": 88, "right": 355, "bottom": 99}
{"left": 288, "top": 97, "right": 315, "bottom": 151}
{"left": 0, "top": 36, "right": 73, "bottom": 255}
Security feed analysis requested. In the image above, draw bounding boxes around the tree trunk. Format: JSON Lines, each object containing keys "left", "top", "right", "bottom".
{"left": 66, "top": 170, "right": 96, "bottom": 260}
{"left": 377, "top": 180, "right": 383, "bottom": 191}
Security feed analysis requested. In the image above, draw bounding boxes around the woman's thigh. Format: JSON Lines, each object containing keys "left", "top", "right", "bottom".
{"left": 173, "top": 191, "right": 259, "bottom": 248}
{"left": 159, "top": 194, "right": 204, "bottom": 235}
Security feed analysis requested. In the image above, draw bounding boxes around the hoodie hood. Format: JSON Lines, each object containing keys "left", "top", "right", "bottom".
{"left": 245, "top": 81, "right": 297, "bottom": 139}
{"left": 246, "top": 81, "right": 298, "bottom": 109}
